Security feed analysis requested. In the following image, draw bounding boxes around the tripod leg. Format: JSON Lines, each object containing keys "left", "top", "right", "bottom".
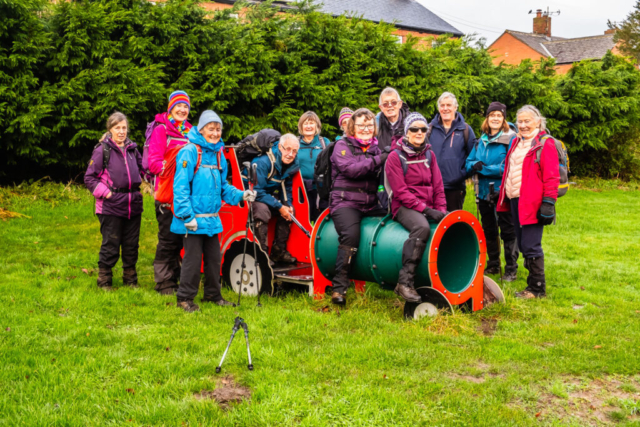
{"left": 216, "top": 327, "right": 239, "bottom": 373}
{"left": 242, "top": 322, "right": 253, "bottom": 370}
{"left": 237, "top": 213, "right": 251, "bottom": 307}
{"left": 249, "top": 202, "right": 263, "bottom": 307}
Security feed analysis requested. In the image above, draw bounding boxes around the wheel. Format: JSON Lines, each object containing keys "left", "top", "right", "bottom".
{"left": 483, "top": 275, "right": 505, "bottom": 307}
{"left": 404, "top": 286, "right": 453, "bottom": 319}
{"left": 222, "top": 239, "right": 274, "bottom": 296}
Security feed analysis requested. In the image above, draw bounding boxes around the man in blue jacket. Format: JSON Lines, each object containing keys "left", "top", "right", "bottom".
{"left": 251, "top": 133, "right": 301, "bottom": 264}
{"left": 428, "top": 92, "right": 477, "bottom": 211}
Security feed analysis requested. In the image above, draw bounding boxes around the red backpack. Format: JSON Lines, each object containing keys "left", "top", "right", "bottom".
{"left": 155, "top": 144, "right": 203, "bottom": 209}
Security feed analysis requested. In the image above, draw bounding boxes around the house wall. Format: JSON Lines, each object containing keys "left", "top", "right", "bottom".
{"left": 489, "top": 33, "right": 546, "bottom": 66}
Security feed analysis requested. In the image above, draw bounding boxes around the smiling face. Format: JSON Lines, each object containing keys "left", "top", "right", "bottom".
{"left": 516, "top": 112, "right": 540, "bottom": 138}
{"left": 109, "top": 120, "right": 128, "bottom": 145}
{"left": 201, "top": 122, "right": 222, "bottom": 144}
{"left": 279, "top": 138, "right": 300, "bottom": 165}
{"left": 379, "top": 93, "right": 402, "bottom": 122}
{"left": 488, "top": 111, "right": 505, "bottom": 133}
{"left": 170, "top": 103, "right": 190, "bottom": 122}
{"left": 406, "top": 120, "right": 428, "bottom": 147}
{"left": 301, "top": 119, "right": 317, "bottom": 140}
{"left": 438, "top": 97, "right": 457, "bottom": 124}
{"left": 354, "top": 116, "right": 375, "bottom": 141}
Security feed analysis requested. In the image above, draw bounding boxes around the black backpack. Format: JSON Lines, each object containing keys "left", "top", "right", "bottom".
{"left": 314, "top": 139, "right": 356, "bottom": 201}
{"left": 94, "top": 141, "right": 112, "bottom": 172}
{"left": 236, "top": 128, "right": 281, "bottom": 179}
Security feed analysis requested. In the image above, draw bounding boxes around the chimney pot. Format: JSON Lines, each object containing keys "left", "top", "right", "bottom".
{"left": 533, "top": 9, "right": 551, "bottom": 37}
{"left": 536, "top": 9, "right": 542, "bottom": 18}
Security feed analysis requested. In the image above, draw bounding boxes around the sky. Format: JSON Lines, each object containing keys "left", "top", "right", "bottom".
{"left": 416, "top": 0, "right": 635, "bottom": 45}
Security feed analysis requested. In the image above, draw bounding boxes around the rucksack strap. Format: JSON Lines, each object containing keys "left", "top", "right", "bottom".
{"left": 398, "top": 150, "right": 431, "bottom": 175}
{"left": 535, "top": 136, "right": 551, "bottom": 164}
{"left": 101, "top": 142, "right": 111, "bottom": 173}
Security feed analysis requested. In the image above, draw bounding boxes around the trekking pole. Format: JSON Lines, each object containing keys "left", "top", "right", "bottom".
{"left": 241, "top": 319, "right": 254, "bottom": 371}
{"left": 216, "top": 317, "right": 243, "bottom": 373}
{"left": 289, "top": 213, "right": 311, "bottom": 238}
{"left": 237, "top": 162, "right": 252, "bottom": 307}
{"left": 489, "top": 183, "right": 504, "bottom": 289}
{"left": 472, "top": 174, "right": 480, "bottom": 219}
{"left": 247, "top": 164, "right": 263, "bottom": 308}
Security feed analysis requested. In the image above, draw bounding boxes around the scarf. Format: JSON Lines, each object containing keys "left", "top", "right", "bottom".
{"left": 352, "top": 137, "right": 378, "bottom": 152}
{"left": 168, "top": 114, "right": 188, "bottom": 137}
{"left": 400, "top": 137, "right": 429, "bottom": 157}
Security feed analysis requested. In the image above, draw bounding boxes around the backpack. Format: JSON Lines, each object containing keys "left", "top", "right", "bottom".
{"left": 314, "top": 139, "right": 357, "bottom": 201}
{"left": 141, "top": 121, "right": 163, "bottom": 181}
{"left": 537, "top": 135, "right": 570, "bottom": 197}
{"left": 95, "top": 141, "right": 112, "bottom": 172}
{"left": 236, "top": 128, "right": 280, "bottom": 166}
{"left": 383, "top": 149, "right": 433, "bottom": 209}
{"left": 155, "top": 143, "right": 203, "bottom": 207}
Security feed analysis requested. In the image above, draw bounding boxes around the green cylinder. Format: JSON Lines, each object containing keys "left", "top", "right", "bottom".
{"left": 314, "top": 214, "right": 480, "bottom": 293}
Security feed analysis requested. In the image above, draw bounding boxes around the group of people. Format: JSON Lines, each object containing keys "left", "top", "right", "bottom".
{"left": 84, "top": 86, "right": 560, "bottom": 312}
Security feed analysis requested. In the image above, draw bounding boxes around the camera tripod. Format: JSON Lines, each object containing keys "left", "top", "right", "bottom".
{"left": 216, "top": 316, "right": 253, "bottom": 373}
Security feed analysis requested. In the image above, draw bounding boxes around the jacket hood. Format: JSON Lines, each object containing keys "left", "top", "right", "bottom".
{"left": 481, "top": 128, "right": 516, "bottom": 145}
{"left": 187, "top": 127, "right": 224, "bottom": 152}
{"left": 430, "top": 111, "right": 468, "bottom": 132}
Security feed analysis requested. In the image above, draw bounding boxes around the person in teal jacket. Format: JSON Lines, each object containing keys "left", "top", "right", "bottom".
{"left": 465, "top": 102, "right": 518, "bottom": 282}
{"left": 250, "top": 133, "right": 301, "bottom": 265}
{"left": 297, "top": 111, "right": 330, "bottom": 221}
{"left": 172, "top": 110, "right": 256, "bottom": 312}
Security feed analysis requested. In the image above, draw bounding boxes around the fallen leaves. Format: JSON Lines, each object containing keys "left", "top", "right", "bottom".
{"left": 593, "top": 345, "right": 602, "bottom": 349}
{"left": 5, "top": 327, "right": 10, "bottom": 332}
{"left": 126, "top": 388, "right": 135, "bottom": 395}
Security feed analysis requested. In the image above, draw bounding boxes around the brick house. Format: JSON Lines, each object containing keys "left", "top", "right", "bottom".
{"left": 489, "top": 9, "right": 618, "bottom": 74}
{"left": 202, "top": 0, "right": 463, "bottom": 42}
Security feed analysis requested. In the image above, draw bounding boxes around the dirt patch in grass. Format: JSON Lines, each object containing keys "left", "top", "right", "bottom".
{"left": 477, "top": 318, "right": 498, "bottom": 336}
{"left": 195, "top": 375, "right": 251, "bottom": 409}
{"left": 535, "top": 376, "right": 640, "bottom": 425}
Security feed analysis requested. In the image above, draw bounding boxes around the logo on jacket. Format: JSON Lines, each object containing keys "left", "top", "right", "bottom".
{"left": 341, "top": 150, "right": 346, "bottom": 156}
{"left": 89, "top": 160, "right": 94, "bottom": 165}
{"left": 182, "top": 160, "right": 188, "bottom": 168}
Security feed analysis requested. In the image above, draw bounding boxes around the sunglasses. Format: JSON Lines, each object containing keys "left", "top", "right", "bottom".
{"left": 381, "top": 100, "right": 399, "bottom": 108}
{"left": 408, "top": 126, "right": 428, "bottom": 133}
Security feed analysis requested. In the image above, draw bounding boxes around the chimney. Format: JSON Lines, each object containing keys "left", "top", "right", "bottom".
{"left": 604, "top": 28, "right": 617, "bottom": 35}
{"left": 533, "top": 9, "right": 551, "bottom": 37}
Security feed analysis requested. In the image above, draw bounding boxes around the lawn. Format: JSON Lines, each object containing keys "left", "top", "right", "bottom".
{"left": 0, "top": 180, "right": 639, "bottom": 426}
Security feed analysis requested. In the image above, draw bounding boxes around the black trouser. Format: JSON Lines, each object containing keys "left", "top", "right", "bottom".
{"left": 510, "top": 197, "right": 546, "bottom": 296}
{"left": 445, "top": 189, "right": 466, "bottom": 211}
{"left": 97, "top": 214, "right": 141, "bottom": 270}
{"left": 478, "top": 199, "right": 519, "bottom": 273}
{"left": 153, "top": 201, "right": 183, "bottom": 291}
{"left": 177, "top": 234, "right": 222, "bottom": 302}
{"left": 331, "top": 206, "right": 385, "bottom": 294}
{"left": 395, "top": 206, "right": 430, "bottom": 288}
{"left": 252, "top": 201, "right": 291, "bottom": 248}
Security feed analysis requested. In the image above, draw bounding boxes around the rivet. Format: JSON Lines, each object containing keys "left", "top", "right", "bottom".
{"left": 481, "top": 300, "right": 484, "bottom": 304}
{"left": 250, "top": 283, "right": 254, "bottom": 287}
{"left": 480, "top": 263, "right": 482, "bottom": 266}
{"left": 458, "top": 216, "right": 461, "bottom": 220}
{"left": 458, "top": 294, "right": 461, "bottom": 298}
{"left": 372, "top": 241, "right": 377, "bottom": 246}
{"left": 381, "top": 222, "right": 385, "bottom": 226}
{"left": 316, "top": 257, "right": 320, "bottom": 261}
{"left": 472, "top": 222, "right": 475, "bottom": 225}
{"left": 435, "top": 272, "right": 438, "bottom": 276}
{"left": 316, "top": 236, "right": 321, "bottom": 240}
{"left": 471, "top": 284, "right": 474, "bottom": 287}
{"left": 444, "top": 290, "right": 447, "bottom": 293}
{"left": 236, "top": 269, "right": 240, "bottom": 273}
{"left": 435, "top": 248, "right": 438, "bottom": 251}
{"left": 444, "top": 226, "right": 447, "bottom": 229}
{"left": 372, "top": 264, "right": 377, "bottom": 269}
{"left": 250, "top": 271, "right": 253, "bottom": 275}
{"left": 480, "top": 240, "right": 483, "bottom": 243}
{"left": 236, "top": 281, "right": 240, "bottom": 285}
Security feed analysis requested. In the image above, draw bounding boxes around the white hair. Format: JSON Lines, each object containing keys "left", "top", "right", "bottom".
{"left": 279, "top": 133, "right": 299, "bottom": 146}
{"left": 516, "top": 105, "right": 546, "bottom": 131}
{"left": 438, "top": 92, "right": 458, "bottom": 108}
{"left": 379, "top": 87, "right": 402, "bottom": 105}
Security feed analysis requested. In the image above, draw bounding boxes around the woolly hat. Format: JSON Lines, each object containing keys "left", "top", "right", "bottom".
{"left": 338, "top": 107, "right": 354, "bottom": 126}
{"left": 167, "top": 90, "right": 191, "bottom": 114}
{"left": 197, "top": 110, "right": 223, "bottom": 132}
{"left": 486, "top": 101, "right": 506, "bottom": 118}
{"left": 403, "top": 112, "right": 429, "bottom": 135}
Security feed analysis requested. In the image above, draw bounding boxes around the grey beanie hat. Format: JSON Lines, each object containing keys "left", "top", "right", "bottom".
{"left": 197, "top": 110, "right": 223, "bottom": 132}
{"left": 403, "top": 112, "right": 429, "bottom": 135}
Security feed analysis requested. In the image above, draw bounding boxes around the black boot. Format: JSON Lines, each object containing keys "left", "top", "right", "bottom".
{"left": 123, "top": 267, "right": 138, "bottom": 288}
{"left": 331, "top": 245, "right": 357, "bottom": 305}
{"left": 253, "top": 220, "right": 272, "bottom": 265}
{"left": 271, "top": 217, "right": 295, "bottom": 264}
{"left": 395, "top": 238, "right": 424, "bottom": 303}
{"left": 97, "top": 267, "right": 113, "bottom": 291}
{"left": 271, "top": 244, "right": 297, "bottom": 264}
{"left": 516, "top": 256, "right": 546, "bottom": 298}
{"left": 501, "top": 237, "right": 519, "bottom": 282}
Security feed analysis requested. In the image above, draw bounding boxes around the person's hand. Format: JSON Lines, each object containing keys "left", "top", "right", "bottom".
{"left": 106, "top": 192, "right": 113, "bottom": 199}
{"left": 242, "top": 190, "right": 256, "bottom": 202}
{"left": 279, "top": 205, "right": 293, "bottom": 221}
{"left": 472, "top": 161, "right": 485, "bottom": 172}
{"left": 488, "top": 191, "right": 500, "bottom": 205}
{"left": 423, "top": 208, "right": 446, "bottom": 223}
{"left": 383, "top": 145, "right": 392, "bottom": 153}
{"left": 537, "top": 197, "right": 555, "bottom": 225}
{"left": 185, "top": 218, "right": 198, "bottom": 231}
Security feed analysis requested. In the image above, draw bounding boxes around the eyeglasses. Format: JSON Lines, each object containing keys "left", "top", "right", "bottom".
{"left": 381, "top": 100, "right": 399, "bottom": 108}
{"left": 281, "top": 146, "right": 298, "bottom": 156}
{"left": 408, "top": 126, "right": 428, "bottom": 134}
{"left": 355, "top": 123, "right": 375, "bottom": 131}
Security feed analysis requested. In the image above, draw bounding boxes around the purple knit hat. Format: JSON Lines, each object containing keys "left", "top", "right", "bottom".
{"left": 403, "top": 112, "right": 429, "bottom": 135}
{"left": 338, "top": 107, "right": 354, "bottom": 126}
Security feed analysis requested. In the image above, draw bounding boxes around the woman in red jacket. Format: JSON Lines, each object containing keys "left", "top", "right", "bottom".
{"left": 497, "top": 105, "right": 559, "bottom": 299}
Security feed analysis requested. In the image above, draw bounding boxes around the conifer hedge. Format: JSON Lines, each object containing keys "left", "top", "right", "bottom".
{"left": 1, "top": 0, "right": 639, "bottom": 180}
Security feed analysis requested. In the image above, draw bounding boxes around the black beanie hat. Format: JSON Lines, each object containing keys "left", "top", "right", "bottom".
{"left": 486, "top": 101, "right": 506, "bottom": 118}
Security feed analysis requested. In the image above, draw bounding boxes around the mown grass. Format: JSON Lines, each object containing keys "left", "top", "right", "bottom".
{"left": 0, "top": 180, "right": 639, "bottom": 426}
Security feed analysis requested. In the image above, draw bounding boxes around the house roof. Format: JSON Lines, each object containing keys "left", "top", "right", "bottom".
{"left": 215, "top": 0, "right": 463, "bottom": 36}
{"left": 543, "top": 34, "right": 616, "bottom": 64}
{"left": 505, "top": 30, "right": 565, "bottom": 57}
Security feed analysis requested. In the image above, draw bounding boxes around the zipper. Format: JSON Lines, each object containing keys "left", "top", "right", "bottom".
{"left": 450, "top": 131, "right": 455, "bottom": 148}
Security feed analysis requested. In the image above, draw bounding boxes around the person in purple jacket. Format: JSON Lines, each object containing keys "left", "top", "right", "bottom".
{"left": 329, "top": 108, "right": 389, "bottom": 306}
{"left": 385, "top": 113, "right": 447, "bottom": 302}
{"left": 84, "top": 112, "right": 144, "bottom": 291}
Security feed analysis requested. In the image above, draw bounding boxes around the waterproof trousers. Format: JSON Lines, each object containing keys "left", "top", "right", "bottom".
{"left": 177, "top": 234, "right": 223, "bottom": 302}
{"left": 395, "top": 207, "right": 430, "bottom": 288}
{"left": 478, "top": 199, "right": 519, "bottom": 274}
{"left": 153, "top": 201, "right": 183, "bottom": 292}
{"left": 444, "top": 189, "right": 466, "bottom": 212}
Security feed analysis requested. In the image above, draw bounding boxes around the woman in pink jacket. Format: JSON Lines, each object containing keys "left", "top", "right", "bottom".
{"left": 497, "top": 105, "right": 559, "bottom": 299}
{"left": 147, "top": 90, "right": 193, "bottom": 295}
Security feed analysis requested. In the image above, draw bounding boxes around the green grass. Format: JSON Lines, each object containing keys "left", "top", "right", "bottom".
{"left": 1, "top": 180, "right": 640, "bottom": 426}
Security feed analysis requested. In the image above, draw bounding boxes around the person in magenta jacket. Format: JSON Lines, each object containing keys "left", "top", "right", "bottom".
{"left": 497, "top": 105, "right": 559, "bottom": 299}
{"left": 84, "top": 112, "right": 144, "bottom": 291}
{"left": 385, "top": 112, "right": 447, "bottom": 303}
{"left": 147, "top": 90, "right": 193, "bottom": 295}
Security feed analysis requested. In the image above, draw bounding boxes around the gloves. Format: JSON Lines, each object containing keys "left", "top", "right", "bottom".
{"left": 472, "top": 161, "right": 485, "bottom": 172}
{"left": 185, "top": 218, "right": 198, "bottom": 232}
{"left": 242, "top": 190, "right": 257, "bottom": 202}
{"left": 378, "top": 152, "right": 389, "bottom": 165}
{"left": 423, "top": 208, "right": 446, "bottom": 223}
{"left": 537, "top": 197, "right": 555, "bottom": 225}
{"left": 488, "top": 191, "right": 500, "bottom": 205}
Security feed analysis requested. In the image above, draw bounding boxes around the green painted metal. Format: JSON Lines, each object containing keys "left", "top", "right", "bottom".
{"left": 314, "top": 214, "right": 479, "bottom": 293}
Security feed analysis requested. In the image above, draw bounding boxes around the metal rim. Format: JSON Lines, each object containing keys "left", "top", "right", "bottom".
{"left": 222, "top": 240, "right": 274, "bottom": 296}
{"left": 483, "top": 275, "right": 505, "bottom": 305}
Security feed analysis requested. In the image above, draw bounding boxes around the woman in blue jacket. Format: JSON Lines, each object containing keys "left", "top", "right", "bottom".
{"left": 172, "top": 111, "right": 256, "bottom": 312}
{"left": 297, "top": 111, "right": 330, "bottom": 221}
{"left": 465, "top": 102, "right": 518, "bottom": 282}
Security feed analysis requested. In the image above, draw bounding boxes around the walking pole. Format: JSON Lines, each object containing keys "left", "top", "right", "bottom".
{"left": 216, "top": 317, "right": 243, "bottom": 373}
{"left": 241, "top": 319, "right": 254, "bottom": 371}
{"left": 489, "top": 183, "right": 504, "bottom": 289}
{"left": 237, "top": 162, "right": 252, "bottom": 307}
{"left": 247, "top": 164, "right": 264, "bottom": 308}
{"left": 472, "top": 174, "right": 480, "bottom": 219}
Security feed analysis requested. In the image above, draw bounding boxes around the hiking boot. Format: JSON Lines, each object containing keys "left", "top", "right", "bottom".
{"left": 202, "top": 296, "right": 236, "bottom": 307}
{"left": 158, "top": 287, "right": 176, "bottom": 296}
{"left": 271, "top": 244, "right": 296, "bottom": 264}
{"left": 177, "top": 300, "right": 200, "bottom": 312}
{"left": 394, "top": 284, "right": 422, "bottom": 303}
{"left": 502, "top": 270, "right": 517, "bottom": 282}
{"left": 97, "top": 267, "right": 113, "bottom": 290}
{"left": 123, "top": 267, "right": 138, "bottom": 288}
{"left": 253, "top": 221, "right": 269, "bottom": 252}
{"left": 515, "top": 290, "right": 538, "bottom": 299}
{"left": 484, "top": 266, "right": 501, "bottom": 275}
{"left": 332, "top": 245, "right": 358, "bottom": 296}
{"left": 331, "top": 292, "right": 346, "bottom": 306}
{"left": 524, "top": 256, "right": 547, "bottom": 297}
